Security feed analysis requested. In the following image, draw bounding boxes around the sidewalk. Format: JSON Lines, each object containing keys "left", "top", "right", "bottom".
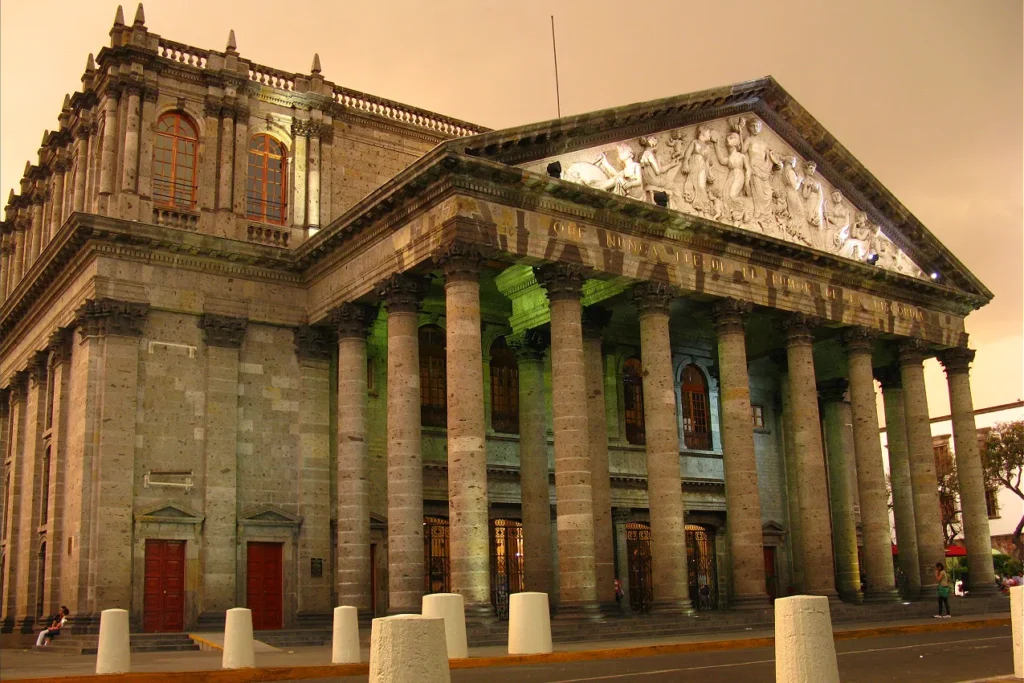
{"left": 0, "top": 612, "right": 1011, "bottom": 682}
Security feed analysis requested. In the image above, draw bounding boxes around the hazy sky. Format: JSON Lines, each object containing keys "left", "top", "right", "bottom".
{"left": 2, "top": 0, "right": 1021, "bottom": 419}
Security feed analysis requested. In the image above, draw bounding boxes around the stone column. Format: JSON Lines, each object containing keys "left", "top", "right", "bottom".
{"left": 43, "top": 331, "right": 72, "bottom": 618}
{"left": 876, "top": 366, "right": 921, "bottom": 598}
{"left": 377, "top": 274, "right": 425, "bottom": 613}
{"left": 507, "top": 329, "right": 553, "bottom": 597}
{"left": 200, "top": 100, "right": 220, "bottom": 212}
{"left": 712, "top": 299, "right": 769, "bottom": 608}
{"left": 14, "top": 354, "right": 49, "bottom": 630}
{"left": 845, "top": 330, "right": 898, "bottom": 602}
{"left": 28, "top": 196, "right": 44, "bottom": 264}
{"left": 50, "top": 162, "right": 66, "bottom": 238}
{"left": 217, "top": 111, "right": 235, "bottom": 212}
{"left": 72, "top": 128, "right": 89, "bottom": 212}
{"left": 819, "top": 379, "right": 862, "bottom": 602}
{"left": 319, "top": 131, "right": 333, "bottom": 226}
{"left": 231, "top": 106, "right": 250, "bottom": 217}
{"left": 120, "top": 86, "right": 141, "bottom": 194}
{"left": 330, "top": 304, "right": 374, "bottom": 615}
{"left": 784, "top": 315, "right": 838, "bottom": 598}
{"left": 197, "top": 314, "right": 246, "bottom": 619}
{"left": 307, "top": 123, "right": 321, "bottom": 229}
{"left": 292, "top": 122, "right": 308, "bottom": 229}
{"left": 435, "top": 244, "right": 491, "bottom": 616}
{"left": 137, "top": 89, "right": 157, "bottom": 204}
{"left": 98, "top": 89, "right": 120, "bottom": 205}
{"left": 633, "top": 282, "right": 691, "bottom": 613}
{"left": 612, "top": 509, "right": 630, "bottom": 612}
{"left": 939, "top": 348, "right": 997, "bottom": 596}
{"left": 778, "top": 367, "right": 804, "bottom": 591}
{"left": 898, "top": 341, "right": 945, "bottom": 594}
{"left": 1, "top": 232, "right": 10, "bottom": 301}
{"left": 582, "top": 307, "right": 615, "bottom": 607}
{"left": 535, "top": 264, "right": 599, "bottom": 616}
{"left": 0, "top": 374, "right": 28, "bottom": 632}
{"left": 10, "top": 220, "right": 25, "bottom": 291}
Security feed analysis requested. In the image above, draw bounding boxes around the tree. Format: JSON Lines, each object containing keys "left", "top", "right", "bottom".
{"left": 935, "top": 446, "right": 962, "bottom": 546}
{"left": 981, "top": 420, "right": 1024, "bottom": 560}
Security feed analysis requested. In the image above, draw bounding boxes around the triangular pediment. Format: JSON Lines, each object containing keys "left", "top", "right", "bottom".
{"left": 239, "top": 505, "right": 303, "bottom": 526}
{"left": 136, "top": 503, "right": 204, "bottom": 525}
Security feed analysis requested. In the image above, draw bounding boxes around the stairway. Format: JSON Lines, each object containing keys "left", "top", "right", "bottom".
{"left": 35, "top": 632, "right": 201, "bottom": 655}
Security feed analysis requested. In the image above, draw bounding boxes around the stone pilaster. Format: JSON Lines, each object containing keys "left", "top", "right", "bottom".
{"left": 582, "top": 306, "right": 615, "bottom": 607}
{"left": 939, "top": 347, "right": 997, "bottom": 596}
{"left": 319, "top": 132, "right": 333, "bottom": 226}
{"left": 507, "top": 328, "right": 553, "bottom": 597}
{"left": 43, "top": 329, "right": 73, "bottom": 617}
{"left": 50, "top": 162, "right": 66, "bottom": 238}
{"left": 200, "top": 100, "right": 220, "bottom": 212}
{"left": 137, "top": 88, "right": 157, "bottom": 203}
{"left": 612, "top": 508, "right": 631, "bottom": 612}
{"left": 712, "top": 298, "right": 768, "bottom": 608}
{"left": 231, "top": 106, "right": 250, "bottom": 217}
{"left": 197, "top": 314, "right": 246, "bottom": 618}
{"left": 292, "top": 120, "right": 308, "bottom": 228}
{"left": 845, "top": 330, "right": 898, "bottom": 602}
{"left": 818, "top": 378, "right": 862, "bottom": 603}
{"left": 535, "top": 263, "right": 598, "bottom": 616}
{"left": 435, "top": 244, "right": 492, "bottom": 616}
{"left": 10, "top": 220, "right": 26, "bottom": 288}
{"left": 898, "top": 340, "right": 945, "bottom": 594}
{"left": 876, "top": 365, "right": 921, "bottom": 598}
{"left": 783, "top": 314, "right": 838, "bottom": 598}
{"left": 120, "top": 86, "right": 141, "bottom": 194}
{"left": 217, "top": 110, "right": 235, "bottom": 213}
{"left": 330, "top": 303, "right": 373, "bottom": 615}
{"left": 0, "top": 374, "right": 28, "bottom": 632}
{"left": 633, "top": 282, "right": 691, "bottom": 613}
{"left": 377, "top": 274, "right": 425, "bottom": 613}
{"left": 73, "top": 127, "right": 89, "bottom": 212}
{"left": 28, "top": 197, "right": 43, "bottom": 265}
{"left": 0, "top": 230, "right": 10, "bottom": 301}
{"left": 98, "top": 88, "right": 120, "bottom": 207}
{"left": 307, "top": 122, "right": 322, "bottom": 229}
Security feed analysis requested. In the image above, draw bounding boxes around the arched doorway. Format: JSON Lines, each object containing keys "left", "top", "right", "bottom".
{"left": 685, "top": 524, "right": 718, "bottom": 610}
{"left": 489, "top": 519, "right": 524, "bottom": 619}
{"left": 626, "top": 521, "right": 653, "bottom": 613}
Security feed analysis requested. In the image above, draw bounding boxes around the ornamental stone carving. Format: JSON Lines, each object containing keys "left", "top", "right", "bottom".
{"left": 535, "top": 263, "right": 589, "bottom": 301}
{"left": 199, "top": 314, "right": 247, "bottom": 349}
{"left": 294, "top": 325, "right": 335, "bottom": 361}
{"left": 938, "top": 347, "right": 975, "bottom": 376}
{"left": 711, "top": 298, "right": 753, "bottom": 334}
{"left": 843, "top": 326, "right": 877, "bottom": 353}
{"left": 376, "top": 274, "right": 424, "bottom": 314}
{"left": 8, "top": 371, "right": 28, "bottom": 401}
{"left": 897, "top": 338, "right": 929, "bottom": 367}
{"left": 74, "top": 298, "right": 149, "bottom": 338}
{"left": 506, "top": 328, "right": 550, "bottom": 362}
{"left": 817, "top": 378, "right": 849, "bottom": 403}
{"left": 632, "top": 281, "right": 674, "bottom": 316}
{"left": 47, "top": 327, "right": 73, "bottom": 363}
{"left": 28, "top": 350, "right": 49, "bottom": 385}
{"left": 581, "top": 306, "right": 612, "bottom": 340}
{"left": 781, "top": 313, "right": 820, "bottom": 346}
{"left": 433, "top": 242, "right": 486, "bottom": 283}
{"left": 328, "top": 302, "right": 374, "bottom": 339}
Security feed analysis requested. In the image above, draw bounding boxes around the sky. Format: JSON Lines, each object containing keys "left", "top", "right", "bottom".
{"left": 2, "top": 0, "right": 1022, "bottom": 420}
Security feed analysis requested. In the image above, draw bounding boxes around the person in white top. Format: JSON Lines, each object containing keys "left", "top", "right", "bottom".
{"left": 35, "top": 606, "right": 69, "bottom": 646}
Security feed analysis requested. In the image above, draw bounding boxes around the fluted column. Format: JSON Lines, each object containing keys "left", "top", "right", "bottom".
{"left": 10, "top": 220, "right": 25, "bottom": 288}
{"left": 50, "top": 162, "right": 66, "bottom": 238}
{"left": 508, "top": 329, "right": 553, "bottom": 597}
{"left": 784, "top": 315, "right": 838, "bottom": 598}
{"left": 217, "top": 111, "right": 234, "bottom": 212}
{"left": 377, "top": 274, "right": 425, "bottom": 613}
{"left": 712, "top": 299, "right": 769, "bottom": 608}
{"left": 876, "top": 366, "right": 920, "bottom": 598}
{"left": 898, "top": 340, "right": 945, "bottom": 594}
{"left": 1, "top": 232, "right": 10, "bottom": 301}
{"left": 819, "top": 378, "right": 862, "bottom": 602}
{"left": 612, "top": 509, "right": 631, "bottom": 612}
{"left": 120, "top": 86, "right": 141, "bottom": 194}
{"left": 939, "top": 347, "right": 997, "bottom": 596}
{"left": 535, "top": 263, "right": 598, "bottom": 615}
{"left": 98, "top": 89, "right": 120, "bottom": 201}
{"left": 582, "top": 307, "right": 615, "bottom": 607}
{"left": 72, "top": 128, "right": 89, "bottom": 212}
{"left": 0, "top": 374, "right": 28, "bottom": 631}
{"left": 435, "top": 244, "right": 492, "bottom": 615}
{"left": 845, "top": 330, "right": 898, "bottom": 601}
{"left": 28, "top": 195, "right": 44, "bottom": 264}
{"left": 633, "top": 282, "right": 692, "bottom": 613}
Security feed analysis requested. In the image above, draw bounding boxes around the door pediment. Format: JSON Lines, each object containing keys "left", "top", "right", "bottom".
{"left": 239, "top": 505, "right": 303, "bottom": 528}
{"left": 135, "top": 503, "right": 204, "bottom": 525}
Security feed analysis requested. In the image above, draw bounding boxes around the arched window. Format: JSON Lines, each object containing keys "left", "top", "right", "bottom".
{"left": 681, "top": 364, "right": 712, "bottom": 450}
{"left": 39, "top": 446, "right": 51, "bottom": 525}
{"left": 153, "top": 112, "right": 198, "bottom": 209}
{"left": 623, "top": 357, "right": 646, "bottom": 446}
{"left": 36, "top": 542, "right": 46, "bottom": 618}
{"left": 419, "top": 325, "right": 447, "bottom": 427}
{"left": 490, "top": 337, "right": 519, "bottom": 434}
{"left": 246, "top": 134, "right": 288, "bottom": 225}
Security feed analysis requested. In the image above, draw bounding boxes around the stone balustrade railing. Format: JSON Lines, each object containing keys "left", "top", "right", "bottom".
{"left": 156, "top": 39, "right": 208, "bottom": 69}
{"left": 333, "top": 87, "right": 481, "bottom": 137}
{"left": 248, "top": 64, "right": 295, "bottom": 92}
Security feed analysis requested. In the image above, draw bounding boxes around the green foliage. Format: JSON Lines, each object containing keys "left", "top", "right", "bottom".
{"left": 995, "top": 554, "right": 1023, "bottom": 578}
{"left": 981, "top": 420, "right": 1024, "bottom": 559}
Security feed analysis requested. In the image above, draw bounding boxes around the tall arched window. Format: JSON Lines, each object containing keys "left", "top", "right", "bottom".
{"left": 153, "top": 112, "right": 198, "bottom": 209}
{"left": 681, "top": 364, "right": 712, "bottom": 450}
{"left": 419, "top": 325, "right": 447, "bottom": 427}
{"left": 490, "top": 337, "right": 519, "bottom": 434}
{"left": 39, "top": 446, "right": 51, "bottom": 526}
{"left": 623, "top": 357, "right": 646, "bottom": 445}
{"left": 36, "top": 542, "right": 46, "bottom": 618}
{"left": 246, "top": 134, "right": 288, "bottom": 225}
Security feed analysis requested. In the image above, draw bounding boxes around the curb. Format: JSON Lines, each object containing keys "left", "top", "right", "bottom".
{"left": 6, "top": 615, "right": 1011, "bottom": 683}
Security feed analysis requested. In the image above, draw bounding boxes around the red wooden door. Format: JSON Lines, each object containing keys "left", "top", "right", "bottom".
{"left": 246, "top": 542, "right": 283, "bottom": 630}
{"left": 143, "top": 540, "right": 186, "bottom": 632}
{"left": 763, "top": 546, "right": 777, "bottom": 601}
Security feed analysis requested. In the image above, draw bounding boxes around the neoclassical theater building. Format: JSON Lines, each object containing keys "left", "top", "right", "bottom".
{"left": 0, "top": 6, "right": 999, "bottom": 634}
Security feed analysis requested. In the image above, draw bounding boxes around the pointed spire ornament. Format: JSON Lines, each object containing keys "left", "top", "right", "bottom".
{"left": 226, "top": 29, "right": 237, "bottom": 54}
{"left": 7, "top": 189, "right": 15, "bottom": 206}
{"left": 62, "top": 93, "right": 71, "bottom": 110}
{"left": 311, "top": 53, "right": 322, "bottom": 75}
{"left": 85, "top": 53, "right": 96, "bottom": 73}
{"left": 133, "top": 3, "right": 145, "bottom": 26}
{"left": 113, "top": 5, "right": 125, "bottom": 26}
{"left": 23, "top": 161, "right": 32, "bottom": 176}
{"left": 41, "top": 130, "right": 50, "bottom": 146}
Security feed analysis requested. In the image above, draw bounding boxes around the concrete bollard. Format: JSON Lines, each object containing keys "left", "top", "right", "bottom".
{"left": 422, "top": 593, "right": 468, "bottom": 659}
{"left": 332, "top": 605, "right": 361, "bottom": 664}
{"left": 222, "top": 607, "right": 255, "bottom": 669}
{"left": 1012, "top": 586, "right": 1023, "bottom": 678}
{"left": 369, "top": 615, "right": 450, "bottom": 683}
{"left": 95, "top": 608, "right": 131, "bottom": 674}
{"left": 775, "top": 595, "right": 839, "bottom": 683}
{"left": 508, "top": 592, "right": 552, "bottom": 655}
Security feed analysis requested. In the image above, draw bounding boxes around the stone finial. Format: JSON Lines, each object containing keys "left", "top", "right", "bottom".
{"left": 62, "top": 94, "right": 71, "bottom": 111}
{"left": 133, "top": 3, "right": 145, "bottom": 26}
{"left": 85, "top": 53, "right": 96, "bottom": 74}
{"left": 225, "top": 29, "right": 237, "bottom": 54}
{"left": 311, "top": 53, "right": 322, "bottom": 75}
{"left": 113, "top": 5, "right": 125, "bottom": 26}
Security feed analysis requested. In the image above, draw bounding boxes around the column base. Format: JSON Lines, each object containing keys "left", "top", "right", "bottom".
{"left": 13, "top": 617, "right": 36, "bottom": 634}
{"left": 862, "top": 588, "right": 901, "bottom": 604}
{"left": 838, "top": 589, "right": 865, "bottom": 604}
{"left": 464, "top": 601, "right": 497, "bottom": 627}
{"left": 67, "top": 612, "right": 102, "bottom": 635}
{"left": 195, "top": 611, "right": 227, "bottom": 632}
{"left": 296, "top": 611, "right": 333, "bottom": 628}
{"left": 965, "top": 582, "right": 999, "bottom": 598}
{"left": 651, "top": 598, "right": 696, "bottom": 616}
{"left": 803, "top": 588, "right": 842, "bottom": 605}
{"left": 597, "top": 601, "right": 623, "bottom": 618}
{"left": 729, "top": 592, "right": 771, "bottom": 611}
{"left": 553, "top": 600, "right": 603, "bottom": 622}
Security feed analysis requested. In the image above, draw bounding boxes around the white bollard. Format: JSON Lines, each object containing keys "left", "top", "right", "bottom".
{"left": 369, "top": 614, "right": 450, "bottom": 683}
{"left": 332, "top": 605, "right": 361, "bottom": 664}
{"left": 422, "top": 593, "right": 468, "bottom": 659}
{"left": 775, "top": 595, "right": 839, "bottom": 683}
{"left": 95, "top": 608, "right": 131, "bottom": 674}
{"left": 507, "top": 592, "right": 552, "bottom": 655}
{"left": 222, "top": 607, "right": 255, "bottom": 669}
{"left": 1012, "top": 585, "right": 1023, "bottom": 678}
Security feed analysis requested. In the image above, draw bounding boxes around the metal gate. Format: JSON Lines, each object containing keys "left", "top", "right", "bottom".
{"left": 423, "top": 516, "right": 450, "bottom": 594}
{"left": 686, "top": 524, "right": 718, "bottom": 610}
{"left": 489, "top": 519, "right": 524, "bottom": 619}
{"left": 626, "top": 522, "right": 653, "bottom": 613}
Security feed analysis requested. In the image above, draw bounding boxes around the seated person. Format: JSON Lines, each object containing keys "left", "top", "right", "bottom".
{"left": 35, "top": 606, "right": 69, "bottom": 647}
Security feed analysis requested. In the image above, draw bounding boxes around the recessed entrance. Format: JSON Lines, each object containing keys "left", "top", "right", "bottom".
{"left": 143, "top": 539, "right": 185, "bottom": 632}
{"left": 246, "top": 542, "right": 283, "bottom": 630}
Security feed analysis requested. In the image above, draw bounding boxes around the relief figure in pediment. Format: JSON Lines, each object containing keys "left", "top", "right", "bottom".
{"left": 638, "top": 136, "right": 683, "bottom": 207}
{"left": 737, "top": 118, "right": 778, "bottom": 225}
{"left": 873, "top": 231, "right": 900, "bottom": 270}
{"left": 801, "top": 162, "right": 828, "bottom": 249}
{"left": 679, "top": 125, "right": 715, "bottom": 215}
{"left": 711, "top": 130, "right": 753, "bottom": 225}
{"left": 826, "top": 190, "right": 852, "bottom": 253}
{"left": 837, "top": 211, "right": 875, "bottom": 260}
{"left": 594, "top": 143, "right": 644, "bottom": 200}
{"left": 778, "top": 156, "right": 810, "bottom": 244}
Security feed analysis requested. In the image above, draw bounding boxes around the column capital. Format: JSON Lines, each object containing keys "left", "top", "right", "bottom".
{"left": 507, "top": 328, "right": 549, "bottom": 362}
{"left": 294, "top": 324, "right": 335, "bottom": 361}
{"left": 328, "top": 302, "right": 374, "bottom": 339}
{"left": 581, "top": 306, "right": 612, "bottom": 340}
{"left": 47, "top": 327, "right": 73, "bottom": 364}
{"left": 843, "top": 326, "right": 877, "bottom": 355}
{"left": 28, "top": 350, "right": 49, "bottom": 385}
{"left": 711, "top": 298, "right": 752, "bottom": 334}
{"left": 199, "top": 313, "right": 248, "bottom": 349}
{"left": 376, "top": 273, "right": 425, "bottom": 315}
{"left": 433, "top": 241, "right": 486, "bottom": 283}
{"left": 873, "top": 364, "right": 902, "bottom": 390}
{"left": 938, "top": 347, "right": 975, "bottom": 376}
{"left": 74, "top": 297, "right": 149, "bottom": 338}
{"left": 632, "top": 281, "right": 674, "bottom": 317}
{"left": 782, "top": 313, "right": 820, "bottom": 347}
{"left": 535, "top": 262, "right": 588, "bottom": 302}
{"left": 7, "top": 370, "right": 29, "bottom": 401}
{"left": 897, "top": 338, "right": 929, "bottom": 367}
{"left": 203, "top": 97, "right": 223, "bottom": 118}
{"left": 817, "top": 377, "right": 849, "bottom": 403}
{"left": 612, "top": 508, "right": 631, "bottom": 524}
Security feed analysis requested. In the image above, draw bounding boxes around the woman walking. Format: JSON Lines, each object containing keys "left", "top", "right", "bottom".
{"left": 935, "top": 562, "right": 952, "bottom": 618}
